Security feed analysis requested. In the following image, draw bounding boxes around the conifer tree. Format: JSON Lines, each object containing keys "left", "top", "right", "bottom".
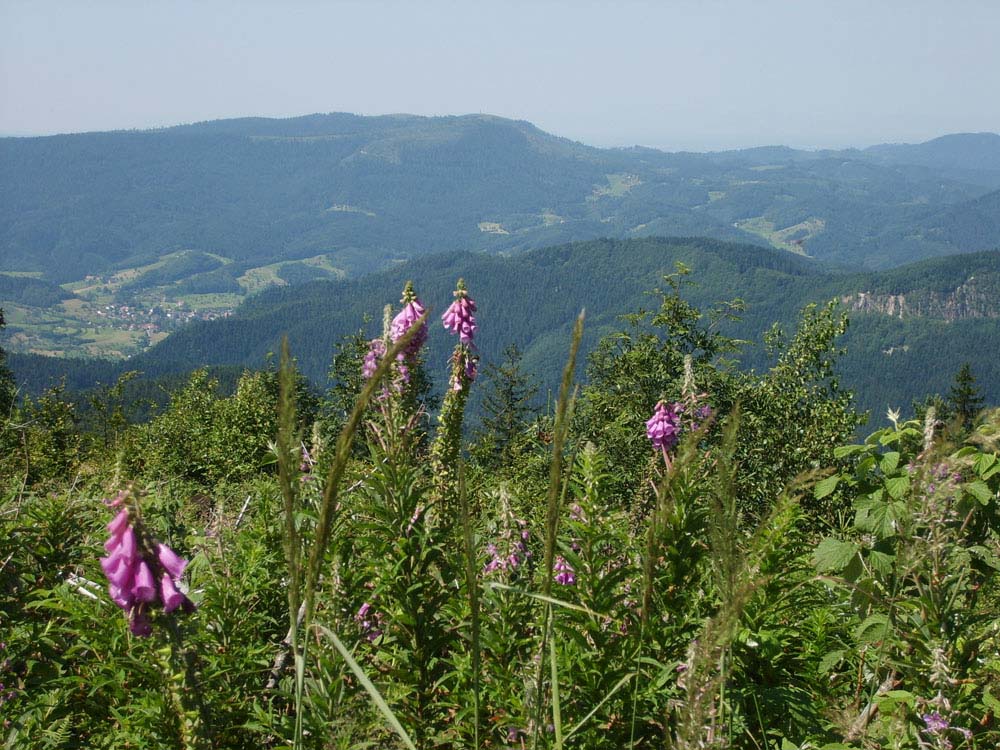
{"left": 947, "top": 361, "right": 984, "bottom": 428}
{"left": 475, "top": 343, "right": 538, "bottom": 467}
{"left": 0, "top": 308, "right": 15, "bottom": 417}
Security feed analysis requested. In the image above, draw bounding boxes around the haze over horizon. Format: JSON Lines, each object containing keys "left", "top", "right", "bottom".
{"left": 2, "top": 0, "right": 999, "bottom": 151}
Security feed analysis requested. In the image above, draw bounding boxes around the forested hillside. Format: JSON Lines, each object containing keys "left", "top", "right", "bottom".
{"left": 3, "top": 114, "right": 999, "bottom": 286}
{"left": 11, "top": 238, "right": 1000, "bottom": 417}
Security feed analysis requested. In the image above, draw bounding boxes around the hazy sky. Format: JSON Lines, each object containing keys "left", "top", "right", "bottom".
{"left": 2, "top": 0, "right": 998, "bottom": 150}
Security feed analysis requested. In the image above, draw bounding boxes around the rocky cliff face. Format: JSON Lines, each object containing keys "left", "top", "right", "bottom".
{"left": 842, "top": 274, "right": 1000, "bottom": 321}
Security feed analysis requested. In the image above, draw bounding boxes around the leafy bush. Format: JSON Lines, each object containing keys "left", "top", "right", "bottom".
{"left": 2, "top": 279, "right": 997, "bottom": 750}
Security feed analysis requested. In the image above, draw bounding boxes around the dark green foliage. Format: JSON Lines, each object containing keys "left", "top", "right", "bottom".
{"left": 948, "top": 361, "right": 985, "bottom": 428}
{"left": 0, "top": 276, "right": 74, "bottom": 308}
{"left": 471, "top": 344, "right": 539, "bottom": 469}
{"left": 3, "top": 274, "right": 1000, "bottom": 750}
{"left": 0, "top": 384, "right": 81, "bottom": 487}
{"left": 579, "top": 268, "right": 862, "bottom": 517}
{"left": 0, "top": 308, "right": 14, "bottom": 418}
{"left": 14, "top": 240, "right": 999, "bottom": 426}
{"left": 125, "top": 368, "right": 316, "bottom": 486}
{"left": 733, "top": 302, "right": 865, "bottom": 519}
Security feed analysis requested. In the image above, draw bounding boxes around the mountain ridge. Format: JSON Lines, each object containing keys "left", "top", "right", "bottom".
{"left": 3, "top": 113, "right": 999, "bottom": 284}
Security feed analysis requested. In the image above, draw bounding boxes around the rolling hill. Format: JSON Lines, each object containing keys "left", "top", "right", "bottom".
{"left": 2, "top": 114, "right": 999, "bottom": 288}
{"left": 9, "top": 238, "right": 999, "bottom": 418}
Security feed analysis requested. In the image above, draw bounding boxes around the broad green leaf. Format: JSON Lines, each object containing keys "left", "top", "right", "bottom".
{"left": 965, "top": 479, "right": 994, "bottom": 505}
{"left": 868, "top": 550, "right": 896, "bottom": 577}
{"left": 833, "top": 444, "right": 865, "bottom": 458}
{"left": 974, "top": 452, "right": 997, "bottom": 475}
{"left": 879, "top": 451, "right": 900, "bottom": 473}
{"left": 818, "top": 649, "right": 846, "bottom": 674}
{"left": 814, "top": 474, "right": 842, "bottom": 500}
{"left": 884, "top": 475, "right": 909, "bottom": 499}
{"left": 813, "top": 537, "right": 859, "bottom": 573}
{"left": 855, "top": 614, "right": 890, "bottom": 644}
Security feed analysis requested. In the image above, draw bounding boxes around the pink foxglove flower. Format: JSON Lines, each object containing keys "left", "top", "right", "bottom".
{"left": 156, "top": 542, "right": 188, "bottom": 579}
{"left": 100, "top": 500, "right": 194, "bottom": 637}
{"left": 390, "top": 281, "right": 427, "bottom": 358}
{"left": 362, "top": 338, "right": 386, "bottom": 379}
{"left": 442, "top": 279, "right": 479, "bottom": 391}
{"left": 646, "top": 401, "right": 683, "bottom": 451}
{"left": 441, "top": 279, "right": 477, "bottom": 346}
{"left": 554, "top": 556, "right": 576, "bottom": 586}
{"left": 160, "top": 574, "right": 187, "bottom": 613}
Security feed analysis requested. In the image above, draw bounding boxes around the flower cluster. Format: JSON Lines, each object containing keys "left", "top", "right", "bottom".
{"left": 646, "top": 401, "right": 683, "bottom": 451}
{"left": 390, "top": 281, "right": 428, "bottom": 358}
{"left": 355, "top": 602, "right": 384, "bottom": 643}
{"left": 553, "top": 556, "right": 576, "bottom": 586}
{"left": 361, "top": 337, "right": 386, "bottom": 380}
{"left": 442, "top": 280, "right": 477, "bottom": 345}
{"left": 361, "top": 282, "right": 429, "bottom": 393}
{"left": 442, "top": 279, "right": 479, "bottom": 391}
{"left": 100, "top": 498, "right": 194, "bottom": 637}
{"left": 646, "top": 398, "right": 714, "bottom": 452}
{"left": 484, "top": 517, "right": 531, "bottom": 575}
{"left": 921, "top": 710, "right": 971, "bottom": 748}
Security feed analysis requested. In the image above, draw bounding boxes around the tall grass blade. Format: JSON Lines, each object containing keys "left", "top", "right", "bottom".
{"left": 487, "top": 582, "right": 606, "bottom": 618}
{"left": 301, "top": 310, "right": 429, "bottom": 623}
{"left": 314, "top": 623, "right": 419, "bottom": 750}
{"left": 549, "top": 633, "right": 563, "bottom": 749}
{"left": 541, "top": 311, "right": 585, "bottom": 595}
{"left": 281, "top": 315, "right": 427, "bottom": 749}
{"left": 533, "top": 310, "right": 585, "bottom": 749}
{"left": 459, "top": 465, "right": 482, "bottom": 750}
{"left": 276, "top": 337, "right": 302, "bottom": 633}
{"left": 564, "top": 672, "right": 636, "bottom": 743}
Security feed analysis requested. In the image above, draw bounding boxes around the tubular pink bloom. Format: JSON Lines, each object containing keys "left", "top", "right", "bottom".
{"left": 103, "top": 490, "right": 128, "bottom": 508}
{"left": 646, "top": 401, "right": 683, "bottom": 451}
{"left": 107, "top": 509, "right": 130, "bottom": 536}
{"left": 442, "top": 281, "right": 477, "bottom": 346}
{"left": 160, "top": 574, "right": 187, "bottom": 613}
{"left": 156, "top": 543, "right": 188, "bottom": 579}
{"left": 390, "top": 285, "right": 428, "bottom": 357}
{"left": 102, "top": 498, "right": 196, "bottom": 634}
{"left": 362, "top": 338, "right": 386, "bottom": 379}
{"left": 109, "top": 586, "right": 133, "bottom": 610}
{"left": 133, "top": 561, "right": 158, "bottom": 603}
{"left": 118, "top": 527, "right": 137, "bottom": 559}
{"left": 102, "top": 554, "right": 135, "bottom": 590}
{"left": 554, "top": 556, "right": 576, "bottom": 586}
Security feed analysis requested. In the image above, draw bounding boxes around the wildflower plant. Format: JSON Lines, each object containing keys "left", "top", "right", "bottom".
{"left": 7, "top": 272, "right": 1000, "bottom": 750}
{"left": 100, "top": 488, "right": 195, "bottom": 636}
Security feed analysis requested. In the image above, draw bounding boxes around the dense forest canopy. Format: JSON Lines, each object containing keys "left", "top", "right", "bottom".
{"left": 10, "top": 238, "right": 1000, "bottom": 418}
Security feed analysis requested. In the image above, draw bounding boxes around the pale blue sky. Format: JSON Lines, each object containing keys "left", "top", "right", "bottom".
{"left": 1, "top": 0, "right": 998, "bottom": 150}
